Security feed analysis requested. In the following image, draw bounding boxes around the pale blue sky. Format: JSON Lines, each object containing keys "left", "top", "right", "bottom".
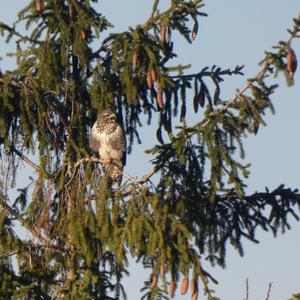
{"left": 1, "top": 1, "right": 300, "bottom": 300}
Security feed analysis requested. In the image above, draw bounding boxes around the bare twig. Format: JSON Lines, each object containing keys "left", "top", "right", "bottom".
{"left": 244, "top": 278, "right": 249, "bottom": 300}
{"left": 121, "top": 169, "right": 145, "bottom": 189}
{"left": 73, "top": 156, "right": 99, "bottom": 169}
{"left": 265, "top": 282, "right": 273, "bottom": 300}
{"left": 72, "top": 156, "right": 150, "bottom": 190}
{"left": 139, "top": 164, "right": 159, "bottom": 184}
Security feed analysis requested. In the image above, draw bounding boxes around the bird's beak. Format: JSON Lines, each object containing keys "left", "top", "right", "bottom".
{"left": 109, "top": 114, "right": 116, "bottom": 120}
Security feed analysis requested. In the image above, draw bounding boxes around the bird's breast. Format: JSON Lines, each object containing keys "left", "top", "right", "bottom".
{"left": 96, "top": 132, "right": 111, "bottom": 159}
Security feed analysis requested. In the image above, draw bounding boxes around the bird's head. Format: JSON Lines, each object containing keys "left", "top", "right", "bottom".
{"left": 98, "top": 109, "right": 116, "bottom": 122}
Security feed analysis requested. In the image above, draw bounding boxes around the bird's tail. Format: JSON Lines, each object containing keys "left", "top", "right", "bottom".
{"left": 105, "top": 164, "right": 123, "bottom": 187}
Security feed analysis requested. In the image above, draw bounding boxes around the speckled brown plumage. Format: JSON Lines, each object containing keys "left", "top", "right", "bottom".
{"left": 89, "top": 109, "right": 126, "bottom": 184}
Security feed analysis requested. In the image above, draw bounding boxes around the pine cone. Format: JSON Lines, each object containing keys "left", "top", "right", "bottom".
{"left": 287, "top": 46, "right": 297, "bottom": 78}
{"left": 169, "top": 280, "right": 176, "bottom": 298}
{"left": 192, "top": 20, "right": 198, "bottom": 41}
{"left": 180, "top": 276, "right": 189, "bottom": 295}
{"left": 35, "top": 0, "right": 43, "bottom": 14}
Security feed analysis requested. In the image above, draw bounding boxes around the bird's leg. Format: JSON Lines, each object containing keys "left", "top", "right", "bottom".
{"left": 101, "top": 158, "right": 113, "bottom": 164}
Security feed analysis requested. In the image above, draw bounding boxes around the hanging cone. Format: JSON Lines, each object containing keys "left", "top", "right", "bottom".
{"left": 150, "top": 273, "right": 158, "bottom": 289}
{"left": 180, "top": 102, "right": 186, "bottom": 121}
{"left": 191, "top": 290, "right": 199, "bottom": 300}
{"left": 132, "top": 50, "right": 138, "bottom": 71}
{"left": 146, "top": 71, "right": 152, "bottom": 89}
{"left": 198, "top": 84, "right": 205, "bottom": 108}
{"left": 169, "top": 280, "right": 176, "bottom": 298}
{"left": 253, "top": 120, "right": 259, "bottom": 135}
{"left": 193, "top": 93, "right": 199, "bottom": 113}
{"left": 190, "top": 278, "right": 198, "bottom": 297}
{"left": 150, "top": 68, "right": 157, "bottom": 82}
{"left": 35, "top": 0, "right": 43, "bottom": 14}
{"left": 159, "top": 264, "right": 166, "bottom": 277}
{"left": 160, "top": 26, "right": 167, "bottom": 44}
{"left": 286, "top": 46, "right": 297, "bottom": 78}
{"left": 191, "top": 19, "right": 198, "bottom": 41}
{"left": 155, "top": 80, "right": 164, "bottom": 109}
{"left": 80, "top": 29, "right": 87, "bottom": 41}
{"left": 180, "top": 276, "right": 189, "bottom": 295}
{"left": 156, "top": 91, "right": 164, "bottom": 109}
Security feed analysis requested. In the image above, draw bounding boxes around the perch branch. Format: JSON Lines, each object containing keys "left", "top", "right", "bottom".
{"left": 68, "top": 157, "right": 162, "bottom": 198}
{"left": 72, "top": 157, "right": 149, "bottom": 190}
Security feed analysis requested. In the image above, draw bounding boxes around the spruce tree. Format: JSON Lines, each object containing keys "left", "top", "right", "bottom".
{"left": 0, "top": 1, "right": 299, "bottom": 299}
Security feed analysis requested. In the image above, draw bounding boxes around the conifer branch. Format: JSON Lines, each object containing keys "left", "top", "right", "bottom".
{"left": 141, "top": 0, "right": 205, "bottom": 33}
{"left": 0, "top": 3, "right": 299, "bottom": 299}
{"left": 200, "top": 65, "right": 268, "bottom": 130}
{"left": 0, "top": 196, "right": 58, "bottom": 252}
{"left": 9, "top": 144, "right": 40, "bottom": 172}
{"left": 188, "top": 30, "right": 299, "bottom": 136}
{"left": 169, "top": 65, "right": 244, "bottom": 80}
{"left": 44, "top": 92, "right": 71, "bottom": 131}
{"left": 9, "top": 144, "right": 55, "bottom": 180}
{"left": 90, "top": 0, "right": 205, "bottom": 60}
{"left": 0, "top": 22, "right": 42, "bottom": 44}
{"left": 199, "top": 266, "right": 216, "bottom": 299}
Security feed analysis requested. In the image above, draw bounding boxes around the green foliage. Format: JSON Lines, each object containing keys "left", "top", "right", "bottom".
{"left": 0, "top": 1, "right": 299, "bottom": 299}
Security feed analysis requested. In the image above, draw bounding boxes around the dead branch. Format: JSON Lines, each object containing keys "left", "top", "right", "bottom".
{"left": 72, "top": 156, "right": 155, "bottom": 190}
{"left": 265, "top": 282, "right": 273, "bottom": 300}
{"left": 139, "top": 164, "right": 160, "bottom": 184}
{"left": 244, "top": 278, "right": 249, "bottom": 300}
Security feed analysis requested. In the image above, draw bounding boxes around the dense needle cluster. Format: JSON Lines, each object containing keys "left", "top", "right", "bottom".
{"left": 0, "top": 1, "right": 300, "bottom": 299}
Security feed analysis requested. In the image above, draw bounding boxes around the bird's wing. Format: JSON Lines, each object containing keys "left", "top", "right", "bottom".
{"left": 89, "top": 125, "right": 101, "bottom": 153}
{"left": 110, "top": 126, "right": 126, "bottom": 166}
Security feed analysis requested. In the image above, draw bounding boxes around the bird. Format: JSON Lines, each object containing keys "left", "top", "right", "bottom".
{"left": 89, "top": 109, "right": 126, "bottom": 185}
